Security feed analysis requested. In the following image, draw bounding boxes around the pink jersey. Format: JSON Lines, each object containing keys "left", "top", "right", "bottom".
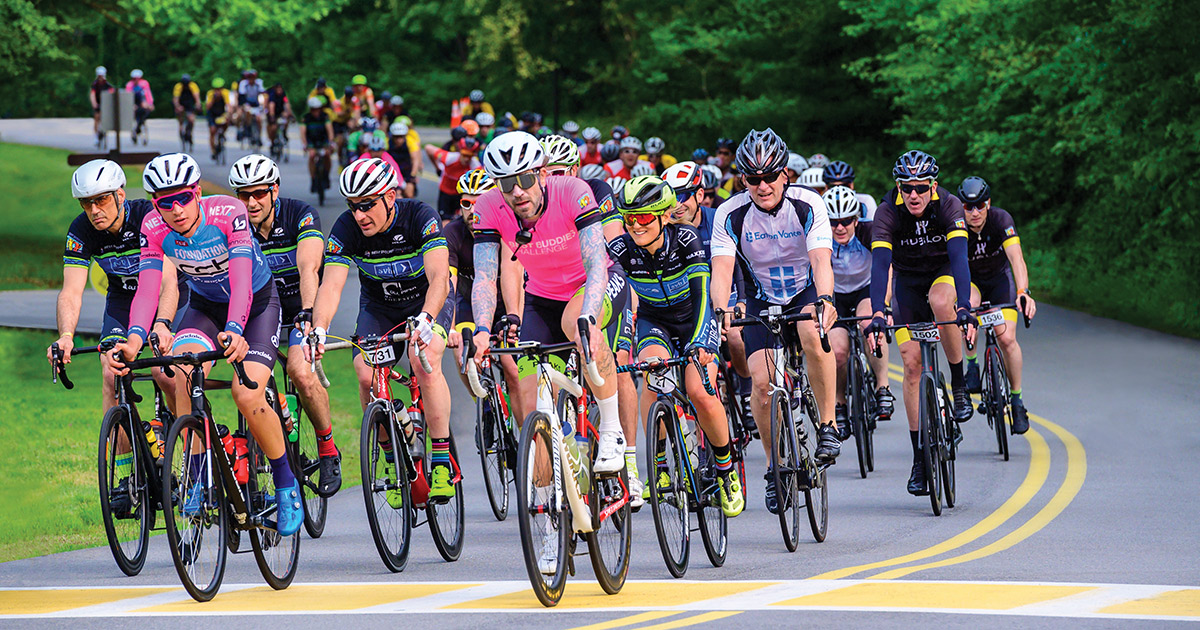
{"left": 472, "top": 176, "right": 607, "bottom": 301}
{"left": 357, "top": 151, "right": 406, "bottom": 187}
{"left": 434, "top": 149, "right": 481, "bottom": 194}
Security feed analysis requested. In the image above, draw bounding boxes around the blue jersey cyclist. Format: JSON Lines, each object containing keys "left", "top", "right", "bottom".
{"left": 308, "top": 157, "right": 458, "bottom": 501}
{"left": 110, "top": 153, "right": 304, "bottom": 537}
{"left": 228, "top": 154, "right": 342, "bottom": 497}
{"left": 607, "top": 175, "right": 745, "bottom": 518}
{"left": 709, "top": 128, "right": 842, "bottom": 515}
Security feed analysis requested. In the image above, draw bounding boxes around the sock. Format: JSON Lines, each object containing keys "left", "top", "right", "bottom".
{"left": 270, "top": 454, "right": 297, "bottom": 490}
{"left": 737, "top": 375, "right": 751, "bottom": 397}
{"left": 115, "top": 453, "right": 133, "bottom": 477}
{"left": 965, "top": 351, "right": 977, "bottom": 365}
{"left": 910, "top": 430, "right": 921, "bottom": 458}
{"left": 596, "top": 393, "right": 621, "bottom": 434}
{"left": 624, "top": 446, "right": 638, "bottom": 475}
{"left": 655, "top": 439, "right": 668, "bottom": 470}
{"left": 711, "top": 441, "right": 733, "bottom": 473}
{"left": 1011, "top": 388, "right": 1022, "bottom": 403}
{"left": 431, "top": 437, "right": 451, "bottom": 469}
{"left": 315, "top": 425, "right": 338, "bottom": 458}
{"left": 949, "top": 360, "right": 965, "bottom": 388}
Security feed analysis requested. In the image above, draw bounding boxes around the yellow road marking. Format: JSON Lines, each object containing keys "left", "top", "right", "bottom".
{"left": 809, "top": 425, "right": 1051, "bottom": 580}
{"left": 775, "top": 582, "right": 1095, "bottom": 610}
{"left": 566, "top": 611, "right": 682, "bottom": 630}
{"left": 636, "top": 611, "right": 742, "bottom": 629}
{"left": 446, "top": 582, "right": 776, "bottom": 610}
{"left": 138, "top": 583, "right": 480, "bottom": 612}
{"left": 0, "top": 588, "right": 173, "bottom": 615}
{"left": 1099, "top": 589, "right": 1200, "bottom": 617}
{"left": 871, "top": 413, "right": 1086, "bottom": 578}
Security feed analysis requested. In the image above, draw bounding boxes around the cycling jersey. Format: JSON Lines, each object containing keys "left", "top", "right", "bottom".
{"left": 129, "top": 196, "right": 273, "bottom": 340}
{"left": 253, "top": 198, "right": 323, "bottom": 315}
{"left": 432, "top": 149, "right": 481, "bottom": 195}
{"left": 172, "top": 81, "right": 199, "bottom": 108}
{"left": 302, "top": 110, "right": 331, "bottom": 146}
{"left": 238, "top": 78, "right": 265, "bottom": 107}
{"left": 461, "top": 101, "right": 495, "bottom": 118}
{"left": 347, "top": 129, "right": 387, "bottom": 154}
{"left": 473, "top": 176, "right": 606, "bottom": 301}
{"left": 124, "top": 79, "right": 153, "bottom": 109}
{"left": 967, "top": 206, "right": 1019, "bottom": 278}
{"left": 584, "top": 178, "right": 618, "bottom": 229}
{"left": 581, "top": 148, "right": 603, "bottom": 166}
{"left": 325, "top": 199, "right": 446, "bottom": 310}
{"left": 711, "top": 184, "right": 833, "bottom": 305}
{"left": 602, "top": 160, "right": 631, "bottom": 180}
{"left": 64, "top": 199, "right": 154, "bottom": 298}
{"left": 265, "top": 89, "right": 288, "bottom": 118}
{"left": 205, "top": 88, "right": 231, "bottom": 117}
{"left": 91, "top": 78, "right": 114, "bottom": 108}
{"left": 308, "top": 87, "right": 338, "bottom": 109}
{"left": 643, "top": 154, "right": 678, "bottom": 174}
{"left": 444, "top": 215, "right": 506, "bottom": 325}
{"left": 870, "top": 188, "right": 971, "bottom": 317}
{"left": 608, "top": 223, "right": 718, "bottom": 352}
{"left": 832, "top": 221, "right": 874, "bottom": 294}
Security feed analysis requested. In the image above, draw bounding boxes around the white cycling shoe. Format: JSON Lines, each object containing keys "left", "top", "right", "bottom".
{"left": 628, "top": 474, "right": 645, "bottom": 510}
{"left": 538, "top": 533, "right": 559, "bottom": 575}
{"left": 593, "top": 431, "right": 627, "bottom": 474}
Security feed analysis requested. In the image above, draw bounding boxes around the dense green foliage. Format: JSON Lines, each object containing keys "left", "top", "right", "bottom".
{"left": 3, "top": 0, "right": 1196, "bottom": 334}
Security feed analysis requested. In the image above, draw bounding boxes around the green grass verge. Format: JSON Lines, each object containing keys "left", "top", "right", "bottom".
{"left": 0, "top": 327, "right": 367, "bottom": 563}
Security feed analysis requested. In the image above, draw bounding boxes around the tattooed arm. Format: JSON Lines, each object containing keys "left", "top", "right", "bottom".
{"left": 470, "top": 240, "right": 500, "bottom": 361}
{"left": 578, "top": 222, "right": 608, "bottom": 323}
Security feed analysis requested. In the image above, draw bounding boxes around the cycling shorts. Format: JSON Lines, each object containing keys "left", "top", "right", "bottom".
{"left": 172, "top": 286, "right": 281, "bottom": 369}
{"left": 101, "top": 297, "right": 133, "bottom": 346}
{"left": 636, "top": 313, "right": 719, "bottom": 357}
{"left": 742, "top": 285, "right": 817, "bottom": 358}
{"left": 972, "top": 269, "right": 1019, "bottom": 323}
{"left": 892, "top": 265, "right": 954, "bottom": 327}
{"left": 833, "top": 285, "right": 870, "bottom": 329}
{"left": 206, "top": 112, "right": 229, "bottom": 127}
{"left": 352, "top": 294, "right": 453, "bottom": 359}
{"left": 518, "top": 267, "right": 633, "bottom": 377}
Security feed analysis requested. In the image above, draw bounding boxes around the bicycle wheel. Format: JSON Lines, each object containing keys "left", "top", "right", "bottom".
{"left": 97, "top": 405, "right": 151, "bottom": 576}
{"left": 515, "top": 411, "right": 569, "bottom": 607}
{"left": 720, "top": 368, "right": 749, "bottom": 502}
{"left": 987, "top": 347, "right": 1011, "bottom": 461}
{"left": 940, "top": 383, "right": 957, "bottom": 508}
{"left": 695, "top": 437, "right": 728, "bottom": 568}
{"left": 427, "top": 435, "right": 466, "bottom": 562}
{"left": 477, "top": 390, "right": 510, "bottom": 521}
{"left": 645, "top": 399, "right": 689, "bottom": 577}
{"left": 799, "top": 391, "right": 828, "bottom": 542}
{"left": 360, "top": 401, "right": 413, "bottom": 572}
{"left": 295, "top": 407, "right": 327, "bottom": 538}
{"left": 586, "top": 464, "right": 632, "bottom": 595}
{"left": 247, "top": 437, "right": 300, "bottom": 590}
{"left": 848, "top": 352, "right": 868, "bottom": 479}
{"left": 862, "top": 354, "right": 877, "bottom": 473}
{"left": 918, "top": 376, "right": 943, "bottom": 516}
{"left": 161, "top": 415, "right": 228, "bottom": 602}
{"left": 769, "top": 391, "right": 801, "bottom": 552}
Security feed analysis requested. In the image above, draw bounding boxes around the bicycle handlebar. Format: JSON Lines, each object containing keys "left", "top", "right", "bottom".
{"left": 729, "top": 307, "right": 831, "bottom": 353}
{"left": 971, "top": 301, "right": 1032, "bottom": 329}
{"left": 617, "top": 349, "right": 717, "bottom": 396}
{"left": 310, "top": 329, "right": 424, "bottom": 388}
{"left": 576, "top": 317, "right": 604, "bottom": 387}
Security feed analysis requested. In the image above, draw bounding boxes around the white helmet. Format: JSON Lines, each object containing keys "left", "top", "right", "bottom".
{"left": 95, "top": 66, "right": 107, "bottom": 76}
{"left": 619, "top": 136, "right": 643, "bottom": 152}
{"left": 130, "top": 69, "right": 143, "bottom": 79}
{"left": 581, "top": 127, "right": 602, "bottom": 141}
{"left": 605, "top": 176, "right": 626, "bottom": 198}
{"left": 143, "top": 153, "right": 202, "bottom": 194}
{"left": 799, "top": 167, "right": 825, "bottom": 189}
{"left": 71, "top": 159, "right": 126, "bottom": 199}
{"left": 700, "top": 164, "right": 722, "bottom": 182}
{"left": 307, "top": 96, "right": 324, "bottom": 109}
{"left": 390, "top": 95, "right": 404, "bottom": 106}
{"left": 340, "top": 157, "right": 398, "bottom": 198}
{"left": 562, "top": 120, "right": 580, "bottom": 134}
{"left": 541, "top": 135, "right": 580, "bottom": 167}
{"left": 823, "top": 186, "right": 861, "bottom": 220}
{"left": 644, "top": 137, "right": 665, "bottom": 155}
{"left": 389, "top": 121, "right": 409, "bottom": 136}
{"left": 228, "top": 154, "right": 280, "bottom": 189}
{"left": 662, "top": 161, "right": 703, "bottom": 194}
{"left": 482, "top": 131, "right": 544, "bottom": 178}
{"left": 475, "top": 112, "right": 495, "bottom": 126}
{"left": 807, "top": 153, "right": 831, "bottom": 169}
{"left": 630, "top": 161, "right": 655, "bottom": 177}
{"left": 368, "top": 134, "right": 387, "bottom": 151}
{"left": 786, "top": 152, "right": 809, "bottom": 174}
{"left": 579, "top": 164, "right": 605, "bottom": 180}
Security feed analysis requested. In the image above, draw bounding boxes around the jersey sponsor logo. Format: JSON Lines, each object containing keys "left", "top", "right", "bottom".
{"left": 954, "top": 219, "right": 966, "bottom": 229}
{"left": 768, "top": 266, "right": 799, "bottom": 300}
{"left": 677, "top": 226, "right": 697, "bottom": 246}
{"left": 172, "top": 243, "right": 227, "bottom": 261}
{"left": 119, "top": 276, "right": 138, "bottom": 292}
{"left": 139, "top": 234, "right": 149, "bottom": 247}
{"left": 326, "top": 236, "right": 343, "bottom": 254}
{"left": 578, "top": 193, "right": 592, "bottom": 209}
{"left": 914, "top": 220, "right": 930, "bottom": 236}
{"left": 974, "top": 241, "right": 988, "bottom": 256}
{"left": 600, "top": 198, "right": 614, "bottom": 215}
{"left": 66, "top": 236, "right": 84, "bottom": 253}
{"left": 745, "top": 228, "right": 805, "bottom": 243}
{"left": 1004, "top": 226, "right": 1015, "bottom": 237}
{"left": 900, "top": 234, "right": 944, "bottom": 248}
{"left": 422, "top": 219, "right": 438, "bottom": 237}
{"left": 298, "top": 213, "right": 315, "bottom": 228}
{"left": 175, "top": 238, "right": 188, "bottom": 246}
{"left": 232, "top": 215, "right": 248, "bottom": 232}
{"left": 609, "top": 238, "right": 627, "bottom": 256}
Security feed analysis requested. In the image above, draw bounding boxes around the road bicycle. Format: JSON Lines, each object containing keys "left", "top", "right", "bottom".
{"left": 839, "top": 315, "right": 879, "bottom": 478}
{"left": 730, "top": 305, "right": 832, "bottom": 550}
{"left": 275, "top": 332, "right": 326, "bottom": 539}
{"left": 462, "top": 324, "right": 520, "bottom": 521}
{"left": 618, "top": 350, "right": 727, "bottom": 577}
{"left": 485, "top": 318, "right": 631, "bottom": 607}
{"left": 131, "top": 107, "right": 150, "bottom": 146}
{"left": 970, "top": 302, "right": 1031, "bottom": 461}
{"left": 270, "top": 118, "right": 290, "bottom": 163}
{"left": 713, "top": 329, "right": 751, "bottom": 502}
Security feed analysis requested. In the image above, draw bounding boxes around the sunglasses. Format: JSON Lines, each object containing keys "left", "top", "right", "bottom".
{"left": 347, "top": 194, "right": 383, "bottom": 213}
{"left": 963, "top": 202, "right": 987, "bottom": 212}
{"left": 744, "top": 171, "right": 784, "bottom": 187}
{"left": 497, "top": 171, "right": 538, "bottom": 193}
{"left": 545, "top": 167, "right": 570, "bottom": 177}
{"left": 152, "top": 188, "right": 198, "bottom": 211}
{"left": 899, "top": 183, "right": 932, "bottom": 195}
{"left": 459, "top": 198, "right": 476, "bottom": 210}
{"left": 622, "top": 212, "right": 659, "bottom": 226}
{"left": 830, "top": 217, "right": 856, "bottom": 228}
{"left": 620, "top": 148, "right": 639, "bottom": 155}
{"left": 675, "top": 189, "right": 696, "bottom": 204}
{"left": 79, "top": 193, "right": 116, "bottom": 209}
{"left": 236, "top": 187, "right": 273, "bottom": 202}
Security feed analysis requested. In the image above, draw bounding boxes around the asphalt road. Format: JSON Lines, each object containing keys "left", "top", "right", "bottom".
{"left": 1, "top": 119, "right": 1199, "bottom": 628}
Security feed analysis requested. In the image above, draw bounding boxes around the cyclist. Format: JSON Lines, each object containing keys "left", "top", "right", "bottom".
{"left": 958, "top": 176, "right": 1036, "bottom": 434}
{"left": 604, "top": 136, "right": 643, "bottom": 180}
{"left": 643, "top": 137, "right": 677, "bottom": 174}
{"left": 309, "top": 158, "right": 456, "bottom": 499}
{"left": 561, "top": 120, "right": 583, "bottom": 145}
{"left": 347, "top": 118, "right": 385, "bottom": 156}
{"left": 125, "top": 69, "right": 154, "bottom": 143}
{"left": 693, "top": 148, "right": 712, "bottom": 166}
{"left": 701, "top": 165, "right": 729, "bottom": 203}
{"left": 611, "top": 125, "right": 629, "bottom": 141}
{"left": 580, "top": 127, "right": 604, "bottom": 165}
{"left": 90, "top": 67, "right": 115, "bottom": 144}
{"left": 266, "top": 83, "right": 293, "bottom": 149}
{"left": 301, "top": 97, "right": 335, "bottom": 193}
{"left": 171, "top": 73, "right": 201, "bottom": 145}
{"left": 786, "top": 153, "right": 809, "bottom": 184}
{"left": 387, "top": 122, "right": 418, "bottom": 198}
{"left": 204, "top": 78, "right": 232, "bottom": 160}
{"left": 110, "top": 153, "right": 304, "bottom": 537}
{"left": 823, "top": 161, "right": 876, "bottom": 222}
{"left": 351, "top": 74, "right": 377, "bottom": 119}
{"left": 476, "top": 112, "right": 497, "bottom": 144}
{"left": 799, "top": 167, "right": 827, "bottom": 196}
{"left": 360, "top": 134, "right": 403, "bottom": 181}
{"left": 710, "top": 129, "right": 841, "bottom": 513}
{"left": 608, "top": 175, "right": 744, "bottom": 517}
{"left": 237, "top": 70, "right": 266, "bottom": 147}
{"left": 308, "top": 77, "right": 337, "bottom": 109}
{"left": 228, "top": 155, "right": 342, "bottom": 495}
{"left": 425, "top": 136, "right": 483, "bottom": 222}
{"left": 331, "top": 86, "right": 356, "bottom": 164}
{"left": 865, "top": 150, "right": 976, "bottom": 497}
{"left": 630, "top": 162, "right": 655, "bottom": 178}
{"left": 461, "top": 89, "right": 494, "bottom": 120}
{"left": 714, "top": 137, "right": 737, "bottom": 184}
{"left": 822, "top": 185, "right": 893, "bottom": 437}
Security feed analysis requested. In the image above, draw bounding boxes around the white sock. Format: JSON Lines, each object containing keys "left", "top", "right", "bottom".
{"left": 597, "top": 393, "right": 622, "bottom": 435}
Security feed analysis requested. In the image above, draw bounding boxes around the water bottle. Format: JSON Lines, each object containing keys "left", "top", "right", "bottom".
{"left": 142, "top": 421, "right": 161, "bottom": 460}
{"left": 217, "top": 424, "right": 234, "bottom": 458}
{"left": 231, "top": 432, "right": 250, "bottom": 485}
{"left": 282, "top": 393, "right": 298, "bottom": 443}
{"left": 562, "top": 417, "right": 587, "bottom": 493}
{"left": 679, "top": 406, "right": 699, "bottom": 471}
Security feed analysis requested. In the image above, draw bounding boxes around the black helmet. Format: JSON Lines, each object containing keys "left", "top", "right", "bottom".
{"left": 600, "top": 141, "right": 620, "bottom": 163}
{"left": 715, "top": 137, "right": 736, "bottom": 151}
{"left": 735, "top": 128, "right": 789, "bottom": 176}
{"left": 343, "top": 85, "right": 354, "bottom": 96}
{"left": 892, "top": 150, "right": 939, "bottom": 181}
{"left": 823, "top": 160, "right": 855, "bottom": 183}
{"left": 450, "top": 126, "right": 468, "bottom": 141}
{"left": 316, "top": 77, "right": 327, "bottom": 87}
{"left": 958, "top": 176, "right": 991, "bottom": 204}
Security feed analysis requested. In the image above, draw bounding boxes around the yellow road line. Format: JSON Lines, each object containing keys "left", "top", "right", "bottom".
{"left": 636, "top": 611, "right": 742, "bottom": 629}
{"left": 566, "top": 611, "right": 681, "bottom": 630}
{"left": 775, "top": 582, "right": 1095, "bottom": 610}
{"left": 445, "top": 581, "right": 775, "bottom": 610}
{"left": 870, "top": 413, "right": 1085, "bottom": 578}
{"left": 139, "top": 583, "right": 480, "bottom": 613}
{"left": 0, "top": 587, "right": 174, "bottom": 615}
{"left": 1100, "top": 588, "right": 1200, "bottom": 617}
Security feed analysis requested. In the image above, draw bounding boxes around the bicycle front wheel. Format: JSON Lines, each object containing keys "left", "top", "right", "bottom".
{"left": 940, "top": 383, "right": 958, "bottom": 508}
{"left": 97, "top": 405, "right": 151, "bottom": 576}
{"left": 769, "top": 391, "right": 801, "bottom": 552}
{"left": 294, "top": 407, "right": 327, "bottom": 539}
{"left": 586, "top": 465, "right": 632, "bottom": 595}
{"left": 645, "top": 399, "right": 689, "bottom": 577}
{"left": 162, "top": 415, "right": 228, "bottom": 602}
{"left": 477, "top": 391, "right": 510, "bottom": 521}
{"left": 247, "top": 436, "right": 300, "bottom": 590}
{"left": 918, "top": 376, "right": 943, "bottom": 516}
{"left": 427, "top": 435, "right": 466, "bottom": 562}
{"left": 986, "top": 347, "right": 1010, "bottom": 461}
{"left": 360, "top": 401, "right": 413, "bottom": 572}
{"left": 515, "top": 411, "right": 569, "bottom": 607}
{"left": 799, "top": 391, "right": 828, "bottom": 543}
{"left": 848, "top": 351, "right": 869, "bottom": 479}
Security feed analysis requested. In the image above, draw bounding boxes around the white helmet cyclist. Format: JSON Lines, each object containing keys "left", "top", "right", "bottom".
{"left": 71, "top": 159, "right": 126, "bottom": 199}
{"left": 605, "top": 176, "right": 627, "bottom": 198}
{"left": 807, "top": 153, "right": 831, "bottom": 169}
{"left": 95, "top": 66, "right": 107, "bottom": 76}
{"left": 475, "top": 112, "right": 495, "bottom": 126}
{"left": 799, "top": 167, "right": 825, "bottom": 189}
{"left": 228, "top": 154, "right": 280, "bottom": 190}
{"left": 787, "top": 152, "right": 809, "bottom": 174}
{"left": 700, "top": 164, "right": 722, "bottom": 185}
{"left": 644, "top": 137, "right": 665, "bottom": 155}
{"left": 390, "top": 95, "right": 404, "bottom": 106}
{"left": 340, "top": 157, "right": 398, "bottom": 198}
{"left": 581, "top": 127, "right": 602, "bottom": 141}
{"left": 368, "top": 134, "right": 387, "bottom": 151}
{"left": 130, "top": 69, "right": 143, "bottom": 79}
{"left": 579, "top": 164, "right": 605, "bottom": 180}
{"left": 561, "top": 120, "right": 580, "bottom": 134}
{"left": 389, "top": 121, "right": 409, "bottom": 136}
{"left": 662, "top": 161, "right": 704, "bottom": 195}
{"left": 822, "top": 185, "right": 861, "bottom": 220}
{"left": 482, "top": 130, "right": 545, "bottom": 178}
{"left": 541, "top": 135, "right": 581, "bottom": 167}
{"left": 143, "top": 153, "right": 202, "bottom": 194}
{"left": 306, "top": 96, "right": 323, "bottom": 109}
{"left": 619, "top": 136, "right": 643, "bottom": 152}
{"left": 630, "top": 161, "right": 655, "bottom": 177}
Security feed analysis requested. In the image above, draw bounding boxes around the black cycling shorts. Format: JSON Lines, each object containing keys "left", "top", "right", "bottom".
{"left": 742, "top": 285, "right": 817, "bottom": 358}
{"left": 518, "top": 267, "right": 633, "bottom": 376}
{"left": 352, "top": 294, "right": 454, "bottom": 359}
{"left": 101, "top": 297, "right": 133, "bottom": 346}
{"left": 636, "top": 313, "right": 720, "bottom": 357}
{"left": 891, "top": 265, "right": 954, "bottom": 326}
{"left": 173, "top": 286, "right": 281, "bottom": 369}
{"left": 833, "top": 285, "right": 870, "bottom": 329}
{"left": 972, "top": 269, "right": 1016, "bottom": 308}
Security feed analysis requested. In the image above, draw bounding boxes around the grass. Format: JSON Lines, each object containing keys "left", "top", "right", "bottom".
{"left": 0, "top": 327, "right": 368, "bottom": 563}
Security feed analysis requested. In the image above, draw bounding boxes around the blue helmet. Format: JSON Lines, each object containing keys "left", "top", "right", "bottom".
{"left": 692, "top": 148, "right": 710, "bottom": 162}
{"left": 823, "top": 160, "right": 855, "bottom": 184}
{"left": 361, "top": 118, "right": 379, "bottom": 134}
{"left": 892, "top": 150, "right": 939, "bottom": 181}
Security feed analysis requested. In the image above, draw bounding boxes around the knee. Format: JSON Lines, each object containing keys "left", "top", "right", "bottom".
{"left": 901, "top": 350, "right": 922, "bottom": 373}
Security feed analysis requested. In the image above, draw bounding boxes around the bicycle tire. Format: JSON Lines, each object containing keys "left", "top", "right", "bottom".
{"left": 848, "top": 350, "right": 868, "bottom": 479}
{"left": 987, "top": 346, "right": 1010, "bottom": 461}
{"left": 360, "top": 401, "right": 413, "bottom": 572}
{"left": 918, "top": 376, "right": 943, "bottom": 516}
{"left": 645, "top": 399, "right": 689, "bottom": 577}
{"left": 940, "top": 381, "right": 958, "bottom": 508}
{"left": 294, "top": 404, "right": 327, "bottom": 539}
{"left": 586, "top": 465, "right": 632, "bottom": 595}
{"left": 720, "top": 367, "right": 750, "bottom": 503}
{"left": 799, "top": 390, "right": 828, "bottom": 542}
{"left": 770, "top": 391, "right": 801, "bottom": 552}
{"left": 247, "top": 434, "right": 300, "bottom": 590}
{"left": 97, "top": 405, "right": 151, "bottom": 576}
{"left": 427, "top": 434, "right": 466, "bottom": 562}
{"left": 161, "top": 414, "right": 228, "bottom": 601}
{"left": 515, "top": 410, "right": 569, "bottom": 607}
{"left": 695, "top": 434, "right": 728, "bottom": 568}
{"left": 477, "top": 390, "right": 510, "bottom": 521}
